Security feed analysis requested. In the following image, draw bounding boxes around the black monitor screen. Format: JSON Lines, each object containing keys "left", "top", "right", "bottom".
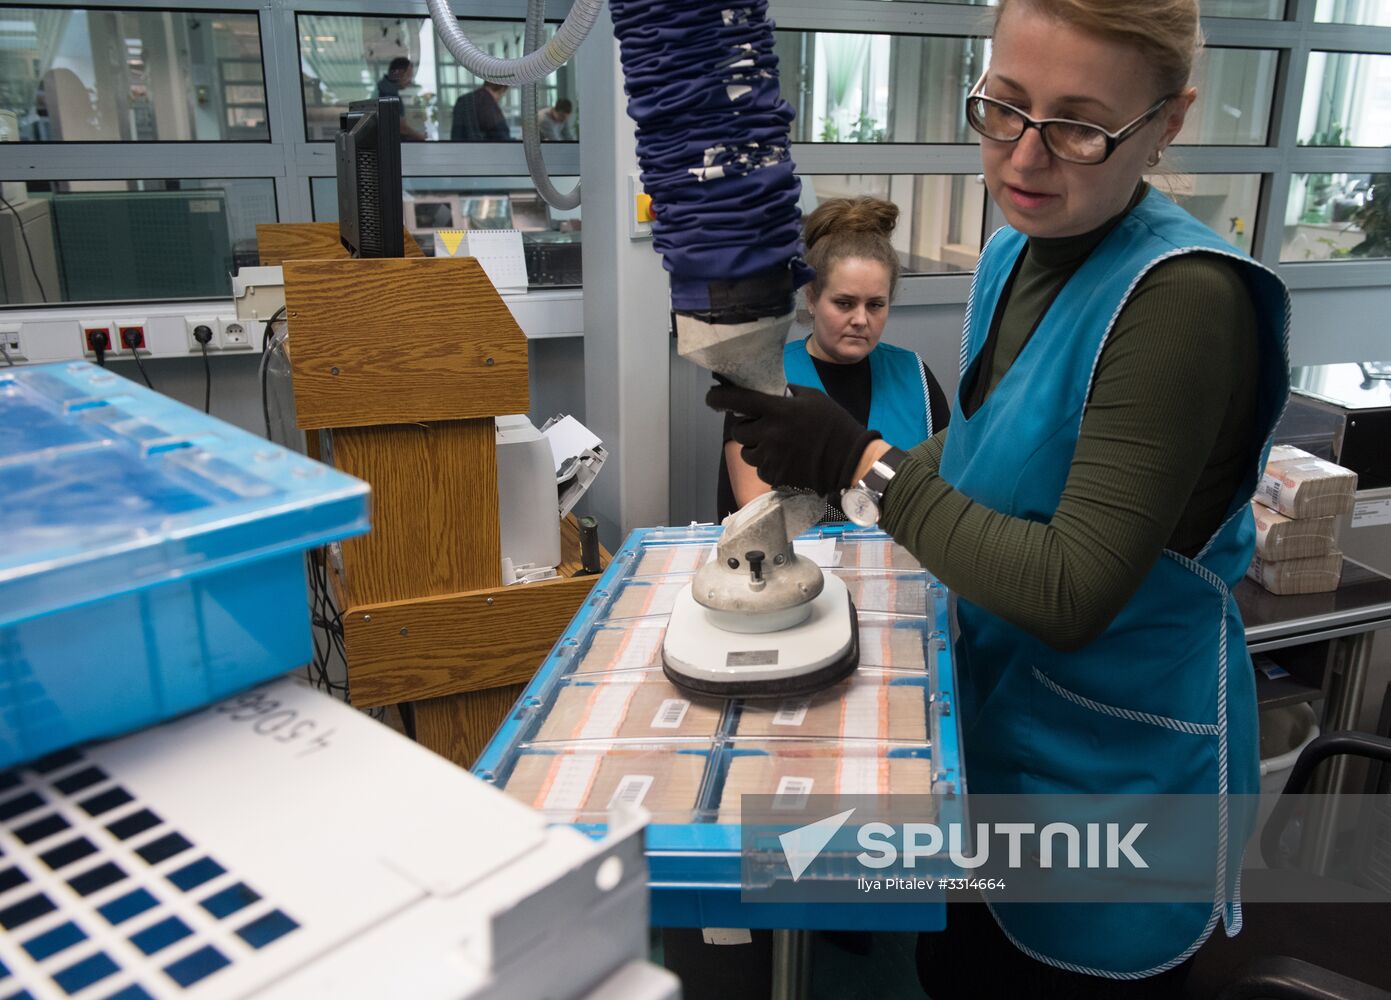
{"left": 336, "top": 98, "right": 404, "bottom": 258}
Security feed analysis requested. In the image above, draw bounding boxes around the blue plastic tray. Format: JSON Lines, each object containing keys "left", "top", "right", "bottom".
{"left": 475, "top": 524, "right": 965, "bottom": 931}
{"left": 0, "top": 363, "right": 370, "bottom": 767}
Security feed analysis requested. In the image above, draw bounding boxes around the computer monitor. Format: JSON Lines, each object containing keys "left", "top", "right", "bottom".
{"left": 336, "top": 98, "right": 404, "bottom": 258}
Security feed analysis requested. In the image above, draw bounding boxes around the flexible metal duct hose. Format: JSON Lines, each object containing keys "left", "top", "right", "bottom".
{"left": 426, "top": 0, "right": 603, "bottom": 86}
{"left": 521, "top": 0, "right": 581, "bottom": 210}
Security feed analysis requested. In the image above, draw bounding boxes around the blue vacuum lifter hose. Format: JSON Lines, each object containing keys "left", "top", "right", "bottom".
{"left": 610, "top": 0, "right": 813, "bottom": 320}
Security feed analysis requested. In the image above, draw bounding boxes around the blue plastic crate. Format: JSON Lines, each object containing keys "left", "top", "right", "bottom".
{"left": 0, "top": 363, "right": 370, "bottom": 767}
{"left": 475, "top": 524, "right": 965, "bottom": 932}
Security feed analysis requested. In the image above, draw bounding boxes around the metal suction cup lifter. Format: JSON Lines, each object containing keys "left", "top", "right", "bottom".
{"left": 663, "top": 302, "right": 858, "bottom": 698}
{"left": 693, "top": 490, "right": 825, "bottom": 629}
{"left": 662, "top": 490, "right": 861, "bottom": 700}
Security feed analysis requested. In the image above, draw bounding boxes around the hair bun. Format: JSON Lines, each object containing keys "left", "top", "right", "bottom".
{"left": 804, "top": 196, "right": 899, "bottom": 252}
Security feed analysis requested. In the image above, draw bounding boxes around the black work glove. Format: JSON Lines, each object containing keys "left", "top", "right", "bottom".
{"left": 707, "top": 382, "right": 881, "bottom": 496}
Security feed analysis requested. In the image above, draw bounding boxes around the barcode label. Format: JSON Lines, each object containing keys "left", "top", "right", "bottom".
{"left": 1353, "top": 498, "right": 1391, "bottom": 528}
{"left": 1257, "top": 479, "right": 1282, "bottom": 508}
{"left": 773, "top": 775, "right": 814, "bottom": 810}
{"left": 651, "top": 698, "right": 690, "bottom": 729}
{"left": 772, "top": 700, "right": 810, "bottom": 726}
{"left": 607, "top": 774, "right": 654, "bottom": 810}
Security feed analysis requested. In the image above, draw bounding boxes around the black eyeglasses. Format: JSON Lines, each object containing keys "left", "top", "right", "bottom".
{"left": 965, "top": 73, "right": 1172, "bottom": 165}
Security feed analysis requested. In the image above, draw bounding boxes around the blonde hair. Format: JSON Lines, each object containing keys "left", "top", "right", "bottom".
{"left": 995, "top": 0, "right": 1202, "bottom": 96}
{"left": 803, "top": 196, "right": 900, "bottom": 300}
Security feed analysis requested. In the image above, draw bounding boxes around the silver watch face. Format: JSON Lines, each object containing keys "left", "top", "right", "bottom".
{"left": 842, "top": 486, "right": 880, "bottom": 527}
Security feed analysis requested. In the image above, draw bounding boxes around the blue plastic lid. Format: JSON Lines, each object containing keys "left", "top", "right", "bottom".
{"left": 0, "top": 363, "right": 371, "bottom": 628}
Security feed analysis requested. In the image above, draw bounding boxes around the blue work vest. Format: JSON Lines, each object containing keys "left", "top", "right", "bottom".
{"left": 783, "top": 337, "right": 933, "bottom": 449}
{"left": 940, "top": 188, "right": 1290, "bottom": 977}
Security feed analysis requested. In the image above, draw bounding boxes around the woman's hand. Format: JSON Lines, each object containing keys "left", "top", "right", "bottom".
{"left": 706, "top": 382, "right": 882, "bottom": 495}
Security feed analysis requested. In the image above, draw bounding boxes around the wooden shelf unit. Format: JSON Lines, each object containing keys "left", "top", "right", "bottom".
{"left": 262, "top": 222, "right": 607, "bottom": 767}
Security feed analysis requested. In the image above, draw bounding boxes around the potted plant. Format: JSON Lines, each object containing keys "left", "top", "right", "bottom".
{"left": 1349, "top": 172, "right": 1390, "bottom": 258}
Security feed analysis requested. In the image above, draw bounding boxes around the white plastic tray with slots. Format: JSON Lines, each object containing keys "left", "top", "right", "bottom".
{"left": 0, "top": 679, "right": 664, "bottom": 999}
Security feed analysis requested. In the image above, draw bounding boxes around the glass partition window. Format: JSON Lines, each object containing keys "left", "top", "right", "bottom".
{"left": 800, "top": 174, "right": 987, "bottom": 274}
{"left": 776, "top": 32, "right": 986, "bottom": 144}
{"left": 1315, "top": 0, "right": 1391, "bottom": 26}
{"left": 0, "top": 179, "right": 276, "bottom": 306}
{"left": 1201, "top": 0, "right": 1286, "bottom": 16}
{"left": 0, "top": 8, "right": 267, "bottom": 142}
{"left": 777, "top": 32, "right": 1276, "bottom": 147}
{"left": 298, "top": 15, "right": 578, "bottom": 142}
{"left": 1147, "top": 173, "right": 1263, "bottom": 253}
{"left": 871, "top": 0, "right": 1285, "bottom": 11}
{"left": 1176, "top": 48, "right": 1279, "bottom": 145}
{"left": 311, "top": 176, "right": 582, "bottom": 286}
{"left": 1282, "top": 173, "right": 1389, "bottom": 261}
{"left": 1298, "top": 52, "right": 1391, "bottom": 147}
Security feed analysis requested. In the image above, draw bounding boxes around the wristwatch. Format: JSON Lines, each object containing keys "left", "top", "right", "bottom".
{"left": 840, "top": 447, "right": 909, "bottom": 528}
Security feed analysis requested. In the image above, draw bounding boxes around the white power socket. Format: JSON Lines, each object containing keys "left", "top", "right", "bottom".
{"left": 220, "top": 318, "right": 252, "bottom": 350}
{"left": 0, "top": 323, "right": 23, "bottom": 362}
{"left": 185, "top": 316, "right": 220, "bottom": 353}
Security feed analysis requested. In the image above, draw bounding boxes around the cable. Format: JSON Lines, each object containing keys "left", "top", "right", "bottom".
{"left": 260, "top": 350, "right": 274, "bottom": 440}
{"left": 259, "top": 306, "right": 287, "bottom": 441}
{"left": 200, "top": 339, "right": 211, "bottom": 412}
{"left": 192, "top": 323, "right": 215, "bottom": 414}
{"left": 89, "top": 329, "right": 109, "bottom": 368}
{"left": 261, "top": 305, "right": 286, "bottom": 354}
{"left": 0, "top": 191, "right": 50, "bottom": 304}
{"left": 127, "top": 340, "right": 154, "bottom": 389}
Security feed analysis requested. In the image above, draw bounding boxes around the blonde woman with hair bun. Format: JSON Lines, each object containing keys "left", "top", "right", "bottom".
{"left": 717, "top": 195, "right": 950, "bottom": 520}
{"left": 710, "top": 0, "right": 1293, "bottom": 992}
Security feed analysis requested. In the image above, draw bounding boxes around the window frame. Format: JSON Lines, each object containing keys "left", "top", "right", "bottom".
{"left": 294, "top": 8, "right": 580, "bottom": 144}
{"left": 2, "top": 3, "right": 274, "bottom": 145}
{"left": 770, "top": 0, "right": 1391, "bottom": 288}
{"left": 0, "top": 0, "right": 579, "bottom": 310}
{"left": 2, "top": 0, "right": 1387, "bottom": 312}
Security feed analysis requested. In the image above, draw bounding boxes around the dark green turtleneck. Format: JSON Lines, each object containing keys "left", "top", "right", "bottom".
{"left": 881, "top": 184, "right": 1259, "bottom": 652}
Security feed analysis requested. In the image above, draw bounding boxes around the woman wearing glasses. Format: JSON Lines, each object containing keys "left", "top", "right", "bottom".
{"left": 710, "top": 0, "right": 1290, "bottom": 993}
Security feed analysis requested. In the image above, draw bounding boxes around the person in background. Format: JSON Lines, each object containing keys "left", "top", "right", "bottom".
{"left": 536, "top": 98, "right": 576, "bottom": 141}
{"left": 376, "top": 57, "right": 425, "bottom": 142}
{"left": 718, "top": 196, "right": 949, "bottom": 522}
{"left": 710, "top": 0, "right": 1290, "bottom": 994}
{"left": 452, "top": 81, "right": 511, "bottom": 141}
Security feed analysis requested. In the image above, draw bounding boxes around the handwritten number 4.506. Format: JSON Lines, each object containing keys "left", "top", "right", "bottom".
{"left": 216, "top": 691, "right": 334, "bottom": 757}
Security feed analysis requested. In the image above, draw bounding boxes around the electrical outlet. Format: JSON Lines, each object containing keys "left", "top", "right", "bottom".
{"left": 80, "top": 320, "right": 119, "bottom": 358}
{"left": 186, "top": 316, "right": 220, "bottom": 353}
{"left": 0, "top": 323, "right": 23, "bottom": 362}
{"left": 219, "top": 318, "right": 251, "bottom": 350}
{"left": 118, "top": 321, "right": 147, "bottom": 354}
